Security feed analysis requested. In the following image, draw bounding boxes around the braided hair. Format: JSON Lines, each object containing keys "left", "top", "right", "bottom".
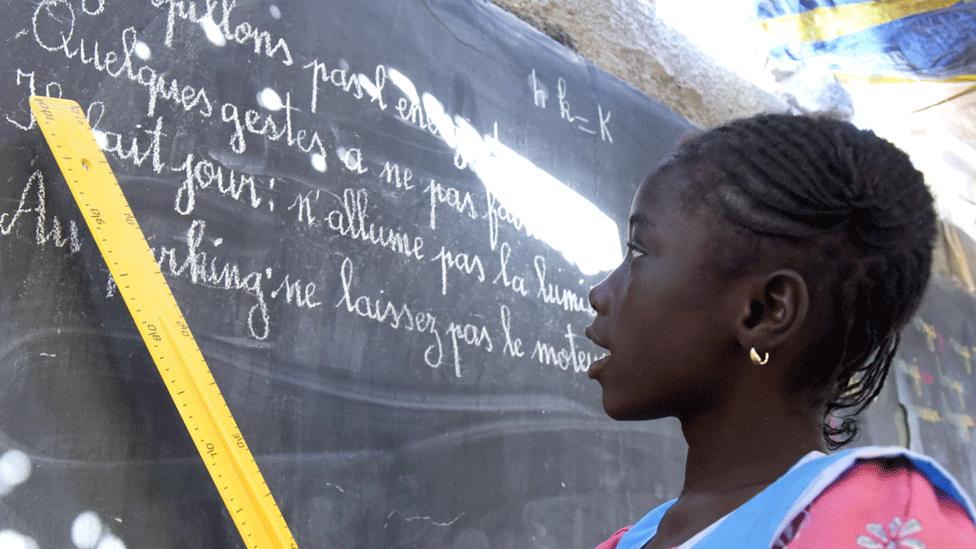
{"left": 665, "top": 114, "right": 938, "bottom": 449}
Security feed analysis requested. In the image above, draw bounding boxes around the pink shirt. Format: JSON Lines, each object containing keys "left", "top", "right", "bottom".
{"left": 596, "top": 459, "right": 976, "bottom": 548}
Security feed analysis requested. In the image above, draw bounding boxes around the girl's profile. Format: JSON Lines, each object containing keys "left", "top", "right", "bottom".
{"left": 587, "top": 114, "right": 976, "bottom": 548}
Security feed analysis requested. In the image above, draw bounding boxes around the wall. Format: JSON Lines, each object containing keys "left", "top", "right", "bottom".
{"left": 492, "top": 0, "right": 788, "bottom": 128}
{"left": 495, "top": 0, "right": 976, "bottom": 296}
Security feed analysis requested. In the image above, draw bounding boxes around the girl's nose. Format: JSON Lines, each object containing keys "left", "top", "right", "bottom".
{"left": 589, "top": 277, "right": 611, "bottom": 316}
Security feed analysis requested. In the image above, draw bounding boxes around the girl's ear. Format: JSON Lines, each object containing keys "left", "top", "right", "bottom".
{"left": 735, "top": 269, "right": 810, "bottom": 352}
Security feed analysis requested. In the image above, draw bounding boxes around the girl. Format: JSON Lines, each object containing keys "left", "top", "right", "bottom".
{"left": 587, "top": 114, "right": 976, "bottom": 548}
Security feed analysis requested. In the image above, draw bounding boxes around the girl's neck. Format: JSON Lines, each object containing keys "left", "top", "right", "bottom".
{"left": 678, "top": 397, "right": 825, "bottom": 497}
{"left": 644, "top": 403, "right": 825, "bottom": 549}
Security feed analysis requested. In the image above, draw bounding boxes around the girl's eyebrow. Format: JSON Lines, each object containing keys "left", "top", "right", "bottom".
{"left": 629, "top": 213, "right": 654, "bottom": 229}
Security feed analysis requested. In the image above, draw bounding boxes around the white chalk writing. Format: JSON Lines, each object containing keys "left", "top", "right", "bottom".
{"left": 173, "top": 153, "right": 267, "bottom": 216}
{"left": 432, "top": 246, "right": 485, "bottom": 295}
{"left": 302, "top": 58, "right": 387, "bottom": 113}
{"left": 423, "top": 179, "right": 478, "bottom": 231}
{"left": 149, "top": 0, "right": 294, "bottom": 65}
{"left": 326, "top": 189, "right": 425, "bottom": 261}
{"left": 492, "top": 241, "right": 529, "bottom": 296}
{"left": 530, "top": 324, "right": 595, "bottom": 373}
{"left": 32, "top": 3, "right": 214, "bottom": 118}
{"left": 379, "top": 161, "right": 415, "bottom": 191}
{"left": 148, "top": 220, "right": 319, "bottom": 339}
{"left": 527, "top": 69, "right": 612, "bottom": 143}
{"left": 220, "top": 93, "right": 326, "bottom": 157}
{"left": 534, "top": 255, "right": 590, "bottom": 314}
{"left": 0, "top": 170, "right": 82, "bottom": 254}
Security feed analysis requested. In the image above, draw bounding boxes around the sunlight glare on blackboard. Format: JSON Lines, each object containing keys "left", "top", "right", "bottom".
{"left": 0, "top": 449, "right": 31, "bottom": 496}
{"left": 357, "top": 73, "right": 383, "bottom": 102}
{"left": 0, "top": 529, "right": 38, "bottom": 549}
{"left": 310, "top": 153, "right": 327, "bottom": 173}
{"left": 388, "top": 68, "right": 420, "bottom": 106}
{"left": 473, "top": 124, "right": 623, "bottom": 276}
{"left": 132, "top": 41, "right": 151, "bottom": 60}
{"left": 92, "top": 129, "right": 108, "bottom": 150}
{"left": 257, "top": 87, "right": 284, "bottom": 112}
{"left": 405, "top": 85, "right": 623, "bottom": 275}
{"left": 198, "top": 14, "right": 226, "bottom": 47}
{"left": 70, "top": 511, "right": 102, "bottom": 548}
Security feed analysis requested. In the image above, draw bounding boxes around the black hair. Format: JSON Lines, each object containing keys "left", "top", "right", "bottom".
{"left": 666, "top": 113, "right": 937, "bottom": 449}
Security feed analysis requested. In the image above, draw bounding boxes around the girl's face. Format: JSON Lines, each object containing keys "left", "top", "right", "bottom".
{"left": 586, "top": 169, "right": 742, "bottom": 420}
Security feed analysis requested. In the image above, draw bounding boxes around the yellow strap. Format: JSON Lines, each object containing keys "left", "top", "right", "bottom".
{"left": 834, "top": 71, "right": 976, "bottom": 84}
{"left": 759, "top": 0, "right": 959, "bottom": 45}
{"left": 910, "top": 84, "right": 976, "bottom": 112}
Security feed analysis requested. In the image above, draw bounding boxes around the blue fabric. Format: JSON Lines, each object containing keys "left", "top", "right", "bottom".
{"left": 615, "top": 447, "right": 976, "bottom": 549}
{"left": 615, "top": 498, "right": 676, "bottom": 549}
{"left": 758, "top": 2, "right": 976, "bottom": 79}
{"left": 757, "top": 0, "right": 869, "bottom": 19}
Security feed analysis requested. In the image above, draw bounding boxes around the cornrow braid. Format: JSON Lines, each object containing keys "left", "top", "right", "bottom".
{"left": 668, "top": 114, "right": 937, "bottom": 449}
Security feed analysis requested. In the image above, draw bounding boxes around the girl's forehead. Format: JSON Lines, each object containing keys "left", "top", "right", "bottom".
{"left": 630, "top": 169, "right": 688, "bottom": 217}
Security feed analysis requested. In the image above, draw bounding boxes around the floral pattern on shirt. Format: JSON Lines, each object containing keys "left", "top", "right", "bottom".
{"left": 855, "top": 517, "right": 925, "bottom": 549}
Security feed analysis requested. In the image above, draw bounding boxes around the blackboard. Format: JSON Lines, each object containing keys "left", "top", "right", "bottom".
{"left": 890, "top": 277, "right": 976, "bottom": 495}
{"left": 0, "top": 1, "right": 972, "bottom": 548}
{"left": 0, "top": 1, "right": 692, "bottom": 547}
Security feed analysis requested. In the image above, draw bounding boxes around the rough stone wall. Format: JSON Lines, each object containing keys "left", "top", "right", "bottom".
{"left": 494, "top": 0, "right": 976, "bottom": 294}
{"left": 492, "top": 0, "right": 788, "bottom": 128}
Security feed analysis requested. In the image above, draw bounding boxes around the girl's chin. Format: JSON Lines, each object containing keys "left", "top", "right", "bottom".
{"left": 601, "top": 396, "right": 639, "bottom": 421}
{"left": 601, "top": 393, "right": 667, "bottom": 421}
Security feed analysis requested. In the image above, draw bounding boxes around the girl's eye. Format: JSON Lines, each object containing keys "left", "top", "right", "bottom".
{"left": 626, "top": 243, "right": 646, "bottom": 261}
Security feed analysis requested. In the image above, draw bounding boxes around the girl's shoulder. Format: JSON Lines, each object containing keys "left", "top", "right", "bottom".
{"left": 594, "top": 447, "right": 976, "bottom": 549}
{"left": 595, "top": 527, "right": 631, "bottom": 549}
{"left": 778, "top": 455, "right": 976, "bottom": 548}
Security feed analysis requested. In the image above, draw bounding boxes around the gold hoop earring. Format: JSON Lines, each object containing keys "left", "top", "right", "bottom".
{"left": 750, "top": 347, "right": 769, "bottom": 365}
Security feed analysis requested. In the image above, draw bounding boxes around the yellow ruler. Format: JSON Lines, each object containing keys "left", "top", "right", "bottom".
{"left": 29, "top": 96, "right": 298, "bottom": 549}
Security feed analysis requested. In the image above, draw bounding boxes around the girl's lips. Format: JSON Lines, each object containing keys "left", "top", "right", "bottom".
{"left": 584, "top": 326, "right": 611, "bottom": 379}
{"left": 588, "top": 354, "right": 610, "bottom": 379}
{"left": 584, "top": 326, "right": 609, "bottom": 350}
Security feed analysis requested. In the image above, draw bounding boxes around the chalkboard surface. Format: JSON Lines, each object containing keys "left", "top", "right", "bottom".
{"left": 892, "top": 277, "right": 976, "bottom": 497}
{"left": 0, "top": 1, "right": 693, "bottom": 547}
{"left": 0, "top": 1, "right": 973, "bottom": 548}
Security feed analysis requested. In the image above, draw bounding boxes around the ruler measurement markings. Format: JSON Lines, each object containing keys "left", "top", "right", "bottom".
{"left": 30, "top": 96, "right": 297, "bottom": 549}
